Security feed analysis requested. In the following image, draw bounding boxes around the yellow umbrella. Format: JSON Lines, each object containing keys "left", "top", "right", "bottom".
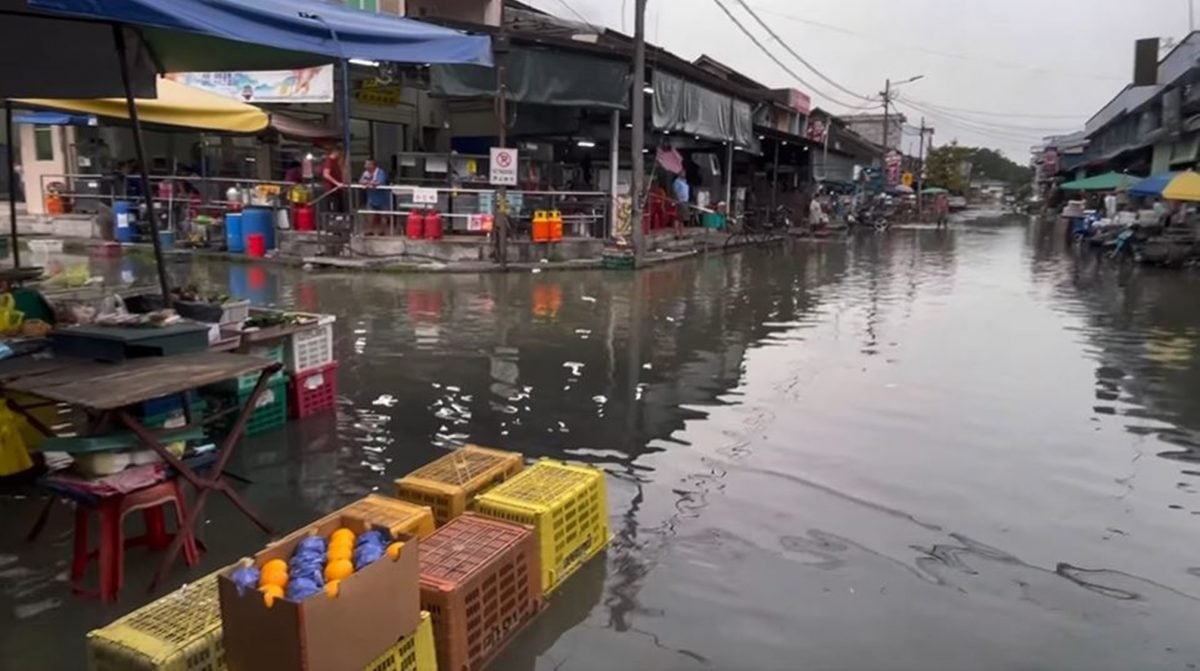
{"left": 15, "top": 77, "right": 267, "bottom": 133}
{"left": 1162, "top": 171, "right": 1200, "bottom": 202}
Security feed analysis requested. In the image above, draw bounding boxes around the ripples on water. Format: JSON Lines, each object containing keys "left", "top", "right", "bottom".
{"left": 5, "top": 217, "right": 1200, "bottom": 669}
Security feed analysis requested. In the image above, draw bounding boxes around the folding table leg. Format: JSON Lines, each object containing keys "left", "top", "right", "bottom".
{"left": 118, "top": 365, "right": 279, "bottom": 591}
{"left": 25, "top": 497, "right": 55, "bottom": 542}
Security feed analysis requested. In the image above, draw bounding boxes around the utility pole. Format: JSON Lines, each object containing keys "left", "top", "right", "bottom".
{"left": 1191, "top": 0, "right": 1196, "bottom": 33}
{"left": 881, "top": 78, "right": 891, "bottom": 174}
{"left": 916, "top": 117, "right": 933, "bottom": 219}
{"left": 629, "top": 0, "right": 648, "bottom": 263}
{"left": 494, "top": 5, "right": 510, "bottom": 269}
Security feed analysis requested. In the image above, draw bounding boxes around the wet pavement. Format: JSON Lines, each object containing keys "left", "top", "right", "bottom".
{"left": 5, "top": 213, "right": 1200, "bottom": 670}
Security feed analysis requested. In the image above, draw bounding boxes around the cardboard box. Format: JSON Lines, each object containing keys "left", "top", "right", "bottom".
{"left": 219, "top": 515, "right": 420, "bottom": 671}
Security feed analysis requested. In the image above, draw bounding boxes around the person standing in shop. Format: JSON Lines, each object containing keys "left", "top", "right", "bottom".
{"left": 321, "top": 147, "right": 347, "bottom": 213}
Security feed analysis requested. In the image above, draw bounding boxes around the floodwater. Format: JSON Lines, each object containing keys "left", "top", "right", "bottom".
{"left": 5, "top": 213, "right": 1200, "bottom": 670}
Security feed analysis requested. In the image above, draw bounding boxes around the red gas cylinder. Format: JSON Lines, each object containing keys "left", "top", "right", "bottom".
{"left": 293, "top": 204, "right": 315, "bottom": 232}
{"left": 406, "top": 209, "right": 425, "bottom": 239}
{"left": 423, "top": 209, "right": 444, "bottom": 240}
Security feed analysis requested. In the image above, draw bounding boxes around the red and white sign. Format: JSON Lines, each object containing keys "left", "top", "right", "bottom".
{"left": 489, "top": 147, "right": 518, "bottom": 186}
{"left": 786, "top": 89, "right": 812, "bottom": 116}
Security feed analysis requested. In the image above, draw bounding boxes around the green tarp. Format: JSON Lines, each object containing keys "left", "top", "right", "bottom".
{"left": 1059, "top": 172, "right": 1141, "bottom": 191}
{"left": 430, "top": 47, "right": 630, "bottom": 110}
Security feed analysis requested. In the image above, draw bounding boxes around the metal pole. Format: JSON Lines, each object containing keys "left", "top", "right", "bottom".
{"left": 881, "top": 78, "right": 890, "bottom": 173}
{"left": 341, "top": 59, "right": 352, "bottom": 173}
{"left": 770, "top": 139, "right": 780, "bottom": 212}
{"left": 724, "top": 142, "right": 734, "bottom": 219}
{"left": 494, "top": 7, "right": 510, "bottom": 269}
{"left": 630, "top": 0, "right": 648, "bottom": 262}
{"left": 114, "top": 25, "right": 170, "bottom": 299}
{"left": 916, "top": 117, "right": 926, "bottom": 220}
{"left": 5, "top": 101, "right": 20, "bottom": 268}
{"left": 1191, "top": 0, "right": 1196, "bottom": 32}
{"left": 610, "top": 110, "right": 620, "bottom": 239}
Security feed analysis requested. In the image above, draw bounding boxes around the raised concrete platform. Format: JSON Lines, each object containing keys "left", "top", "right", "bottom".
{"left": 348, "top": 234, "right": 604, "bottom": 263}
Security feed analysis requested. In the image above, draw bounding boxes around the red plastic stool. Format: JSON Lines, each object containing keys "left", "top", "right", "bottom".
{"left": 70, "top": 479, "right": 200, "bottom": 601}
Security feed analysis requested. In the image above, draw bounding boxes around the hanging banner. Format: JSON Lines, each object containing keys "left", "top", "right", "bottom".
{"left": 165, "top": 66, "right": 335, "bottom": 103}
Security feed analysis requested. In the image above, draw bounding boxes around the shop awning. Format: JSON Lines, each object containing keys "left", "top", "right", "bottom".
{"left": 16, "top": 78, "right": 269, "bottom": 133}
{"left": 920, "top": 187, "right": 949, "bottom": 195}
{"left": 652, "top": 70, "right": 759, "bottom": 151}
{"left": 1058, "top": 171, "right": 1140, "bottom": 192}
{"left": 26, "top": 0, "right": 493, "bottom": 70}
{"left": 430, "top": 47, "right": 629, "bottom": 109}
{"left": 1163, "top": 171, "right": 1200, "bottom": 202}
{"left": 269, "top": 114, "right": 341, "bottom": 141}
{"left": 1128, "top": 172, "right": 1179, "bottom": 198}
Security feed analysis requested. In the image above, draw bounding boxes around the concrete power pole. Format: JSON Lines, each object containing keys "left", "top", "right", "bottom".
{"left": 629, "top": 0, "right": 648, "bottom": 263}
{"left": 916, "top": 117, "right": 933, "bottom": 219}
{"left": 880, "top": 78, "right": 891, "bottom": 177}
{"left": 494, "top": 5, "right": 510, "bottom": 269}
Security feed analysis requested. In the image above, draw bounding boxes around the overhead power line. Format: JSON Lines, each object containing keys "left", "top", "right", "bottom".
{"left": 902, "top": 97, "right": 1089, "bottom": 121}
{"left": 897, "top": 97, "right": 1078, "bottom": 134}
{"left": 730, "top": 0, "right": 875, "bottom": 103}
{"left": 552, "top": 0, "right": 602, "bottom": 33}
{"left": 708, "top": 0, "right": 879, "bottom": 111}
{"left": 894, "top": 99, "right": 1053, "bottom": 144}
{"left": 750, "top": 5, "right": 1125, "bottom": 83}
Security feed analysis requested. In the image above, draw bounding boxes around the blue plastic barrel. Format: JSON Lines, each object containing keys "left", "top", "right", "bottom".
{"left": 114, "top": 201, "right": 136, "bottom": 242}
{"left": 158, "top": 229, "right": 175, "bottom": 249}
{"left": 225, "top": 213, "right": 244, "bottom": 253}
{"left": 241, "top": 206, "right": 275, "bottom": 251}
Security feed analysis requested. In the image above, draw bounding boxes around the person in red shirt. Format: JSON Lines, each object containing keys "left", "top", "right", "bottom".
{"left": 321, "top": 147, "right": 346, "bottom": 212}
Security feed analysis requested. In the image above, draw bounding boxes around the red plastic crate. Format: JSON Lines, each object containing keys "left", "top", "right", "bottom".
{"left": 288, "top": 360, "right": 338, "bottom": 419}
{"left": 419, "top": 513, "right": 542, "bottom": 671}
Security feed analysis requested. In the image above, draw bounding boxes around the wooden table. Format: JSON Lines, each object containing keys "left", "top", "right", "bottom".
{"left": 2, "top": 351, "right": 282, "bottom": 590}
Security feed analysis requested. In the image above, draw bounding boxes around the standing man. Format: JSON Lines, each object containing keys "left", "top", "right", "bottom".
{"left": 321, "top": 147, "right": 346, "bottom": 213}
{"left": 671, "top": 171, "right": 690, "bottom": 236}
{"left": 359, "top": 157, "right": 389, "bottom": 236}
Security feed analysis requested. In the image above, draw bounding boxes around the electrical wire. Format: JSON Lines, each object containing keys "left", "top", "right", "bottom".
{"left": 894, "top": 99, "right": 1053, "bottom": 144}
{"left": 898, "top": 98, "right": 1089, "bottom": 120}
{"left": 749, "top": 4, "right": 1126, "bottom": 83}
{"left": 551, "top": 0, "right": 602, "bottom": 33}
{"left": 731, "top": 0, "right": 875, "bottom": 103}
{"left": 898, "top": 96, "right": 1078, "bottom": 134}
{"left": 708, "top": 0, "right": 881, "bottom": 111}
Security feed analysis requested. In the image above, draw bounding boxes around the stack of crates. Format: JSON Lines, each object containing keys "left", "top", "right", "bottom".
{"left": 395, "top": 445, "right": 524, "bottom": 526}
{"left": 286, "top": 317, "right": 338, "bottom": 419}
{"left": 473, "top": 459, "right": 611, "bottom": 595}
{"left": 86, "top": 570, "right": 225, "bottom": 671}
{"left": 364, "top": 611, "right": 438, "bottom": 671}
{"left": 419, "top": 513, "right": 542, "bottom": 671}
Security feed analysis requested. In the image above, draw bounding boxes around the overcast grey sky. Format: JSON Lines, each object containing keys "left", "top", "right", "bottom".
{"left": 525, "top": 0, "right": 1193, "bottom": 160}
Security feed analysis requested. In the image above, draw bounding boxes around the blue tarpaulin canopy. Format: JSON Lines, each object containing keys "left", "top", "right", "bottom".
{"left": 1128, "top": 172, "right": 1179, "bottom": 198}
{"left": 26, "top": 0, "right": 493, "bottom": 70}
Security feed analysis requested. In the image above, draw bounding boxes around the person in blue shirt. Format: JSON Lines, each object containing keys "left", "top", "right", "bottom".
{"left": 359, "top": 158, "right": 389, "bottom": 235}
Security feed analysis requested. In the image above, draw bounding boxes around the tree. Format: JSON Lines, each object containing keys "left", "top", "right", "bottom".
{"left": 925, "top": 142, "right": 971, "bottom": 193}
{"left": 924, "top": 143, "right": 1033, "bottom": 194}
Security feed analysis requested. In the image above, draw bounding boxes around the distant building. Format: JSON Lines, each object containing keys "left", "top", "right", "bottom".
{"left": 840, "top": 113, "right": 905, "bottom": 153}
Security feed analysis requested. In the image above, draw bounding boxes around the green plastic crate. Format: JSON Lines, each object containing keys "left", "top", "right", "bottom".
{"left": 215, "top": 378, "right": 287, "bottom": 438}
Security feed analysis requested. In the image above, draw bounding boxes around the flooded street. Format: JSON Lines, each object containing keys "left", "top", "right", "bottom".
{"left": 6, "top": 213, "right": 1200, "bottom": 669}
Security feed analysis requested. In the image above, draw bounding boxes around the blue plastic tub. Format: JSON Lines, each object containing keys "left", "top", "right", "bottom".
{"left": 225, "top": 212, "right": 244, "bottom": 253}
{"left": 114, "top": 201, "right": 136, "bottom": 242}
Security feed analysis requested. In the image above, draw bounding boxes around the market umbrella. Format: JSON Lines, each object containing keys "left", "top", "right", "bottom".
{"left": 920, "top": 187, "right": 948, "bottom": 195}
{"left": 889, "top": 184, "right": 915, "bottom": 195}
{"left": 1128, "top": 172, "right": 1179, "bottom": 198}
{"left": 1058, "top": 171, "right": 1140, "bottom": 192}
{"left": 1162, "top": 171, "right": 1200, "bottom": 202}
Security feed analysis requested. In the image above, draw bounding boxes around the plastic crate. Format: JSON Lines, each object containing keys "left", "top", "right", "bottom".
{"left": 285, "top": 321, "right": 334, "bottom": 374}
{"left": 87, "top": 571, "right": 224, "bottom": 671}
{"left": 363, "top": 611, "right": 438, "bottom": 671}
{"left": 419, "top": 514, "right": 541, "bottom": 671}
{"left": 236, "top": 343, "right": 284, "bottom": 392}
{"left": 473, "top": 459, "right": 610, "bottom": 596}
{"left": 288, "top": 360, "right": 338, "bottom": 419}
{"left": 395, "top": 446, "right": 524, "bottom": 526}
{"left": 308, "top": 494, "right": 436, "bottom": 541}
{"left": 213, "top": 377, "right": 286, "bottom": 438}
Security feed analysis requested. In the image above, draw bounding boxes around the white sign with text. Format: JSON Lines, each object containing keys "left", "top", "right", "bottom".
{"left": 489, "top": 147, "right": 518, "bottom": 186}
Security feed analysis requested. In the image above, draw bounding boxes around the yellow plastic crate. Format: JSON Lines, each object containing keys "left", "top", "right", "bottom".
{"left": 472, "top": 459, "right": 610, "bottom": 595}
{"left": 87, "top": 571, "right": 225, "bottom": 671}
{"left": 364, "top": 611, "right": 438, "bottom": 671}
{"left": 395, "top": 445, "right": 523, "bottom": 526}
{"left": 327, "top": 494, "right": 436, "bottom": 539}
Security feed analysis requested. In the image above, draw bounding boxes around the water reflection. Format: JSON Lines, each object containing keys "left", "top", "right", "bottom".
{"left": 10, "top": 219, "right": 1200, "bottom": 668}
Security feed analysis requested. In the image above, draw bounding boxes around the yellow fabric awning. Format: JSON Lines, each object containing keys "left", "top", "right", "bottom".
{"left": 15, "top": 77, "right": 268, "bottom": 133}
{"left": 1163, "top": 171, "right": 1200, "bottom": 202}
